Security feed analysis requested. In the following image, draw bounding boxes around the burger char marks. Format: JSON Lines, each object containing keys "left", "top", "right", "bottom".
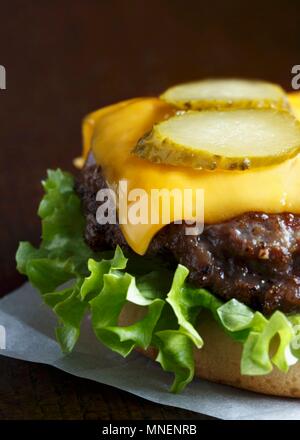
{"left": 76, "top": 159, "right": 300, "bottom": 315}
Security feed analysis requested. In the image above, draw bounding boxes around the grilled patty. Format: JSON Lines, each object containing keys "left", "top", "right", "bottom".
{"left": 76, "top": 160, "right": 300, "bottom": 315}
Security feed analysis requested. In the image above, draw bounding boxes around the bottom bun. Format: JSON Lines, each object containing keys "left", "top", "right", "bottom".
{"left": 119, "top": 304, "right": 300, "bottom": 398}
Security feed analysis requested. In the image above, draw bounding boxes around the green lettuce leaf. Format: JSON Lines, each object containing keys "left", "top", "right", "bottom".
{"left": 80, "top": 246, "right": 127, "bottom": 301}
{"left": 154, "top": 330, "right": 194, "bottom": 393}
{"left": 16, "top": 169, "right": 300, "bottom": 393}
{"left": 166, "top": 265, "right": 203, "bottom": 348}
{"left": 90, "top": 271, "right": 164, "bottom": 356}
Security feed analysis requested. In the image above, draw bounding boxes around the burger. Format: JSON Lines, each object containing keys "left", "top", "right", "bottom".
{"left": 16, "top": 79, "right": 300, "bottom": 397}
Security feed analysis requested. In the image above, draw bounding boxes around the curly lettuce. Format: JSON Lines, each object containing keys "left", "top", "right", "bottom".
{"left": 16, "top": 170, "right": 300, "bottom": 392}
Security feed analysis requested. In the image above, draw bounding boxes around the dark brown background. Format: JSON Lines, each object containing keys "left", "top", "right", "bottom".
{"left": 0, "top": 0, "right": 299, "bottom": 420}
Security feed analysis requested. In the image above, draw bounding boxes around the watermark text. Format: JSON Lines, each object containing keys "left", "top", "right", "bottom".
{"left": 96, "top": 182, "right": 204, "bottom": 236}
{"left": 291, "top": 65, "right": 300, "bottom": 90}
{"left": 0, "top": 325, "right": 6, "bottom": 349}
{"left": 0, "top": 65, "right": 6, "bottom": 90}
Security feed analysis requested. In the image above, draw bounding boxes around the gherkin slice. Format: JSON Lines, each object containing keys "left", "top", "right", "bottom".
{"left": 160, "top": 79, "right": 289, "bottom": 111}
{"left": 134, "top": 109, "right": 300, "bottom": 170}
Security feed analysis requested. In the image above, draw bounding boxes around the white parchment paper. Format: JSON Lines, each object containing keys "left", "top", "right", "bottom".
{"left": 0, "top": 283, "right": 299, "bottom": 420}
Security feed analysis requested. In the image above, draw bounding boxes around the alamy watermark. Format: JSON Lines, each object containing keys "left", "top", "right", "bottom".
{"left": 292, "top": 324, "right": 300, "bottom": 351}
{"left": 0, "top": 325, "right": 6, "bottom": 349}
{"left": 95, "top": 181, "right": 204, "bottom": 235}
{"left": 291, "top": 65, "right": 300, "bottom": 90}
{"left": 0, "top": 65, "right": 6, "bottom": 90}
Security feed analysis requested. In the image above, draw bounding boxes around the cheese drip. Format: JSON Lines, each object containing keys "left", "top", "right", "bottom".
{"left": 82, "top": 94, "right": 300, "bottom": 255}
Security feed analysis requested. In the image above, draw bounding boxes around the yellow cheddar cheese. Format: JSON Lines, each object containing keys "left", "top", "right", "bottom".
{"left": 289, "top": 91, "right": 300, "bottom": 120}
{"left": 83, "top": 93, "right": 300, "bottom": 255}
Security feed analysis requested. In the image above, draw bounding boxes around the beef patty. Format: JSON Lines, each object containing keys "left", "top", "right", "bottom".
{"left": 76, "top": 161, "right": 300, "bottom": 315}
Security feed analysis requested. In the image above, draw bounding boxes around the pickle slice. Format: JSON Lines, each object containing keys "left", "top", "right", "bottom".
{"left": 134, "top": 109, "right": 300, "bottom": 170}
{"left": 160, "top": 79, "right": 289, "bottom": 111}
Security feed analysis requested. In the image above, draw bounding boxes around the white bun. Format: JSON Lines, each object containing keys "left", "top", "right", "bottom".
{"left": 119, "top": 304, "right": 300, "bottom": 398}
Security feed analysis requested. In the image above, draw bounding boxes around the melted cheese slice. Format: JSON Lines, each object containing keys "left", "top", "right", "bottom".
{"left": 84, "top": 93, "right": 300, "bottom": 255}
{"left": 289, "top": 92, "right": 300, "bottom": 120}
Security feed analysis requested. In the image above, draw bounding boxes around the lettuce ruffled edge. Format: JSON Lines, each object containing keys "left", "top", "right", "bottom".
{"left": 16, "top": 169, "right": 300, "bottom": 393}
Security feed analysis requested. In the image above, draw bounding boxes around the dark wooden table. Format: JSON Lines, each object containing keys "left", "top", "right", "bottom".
{"left": 0, "top": 0, "right": 299, "bottom": 420}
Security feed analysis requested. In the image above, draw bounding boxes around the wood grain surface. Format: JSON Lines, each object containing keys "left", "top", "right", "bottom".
{"left": 0, "top": 0, "right": 299, "bottom": 420}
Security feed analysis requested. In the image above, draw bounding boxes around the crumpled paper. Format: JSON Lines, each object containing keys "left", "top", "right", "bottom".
{"left": 0, "top": 283, "right": 299, "bottom": 420}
